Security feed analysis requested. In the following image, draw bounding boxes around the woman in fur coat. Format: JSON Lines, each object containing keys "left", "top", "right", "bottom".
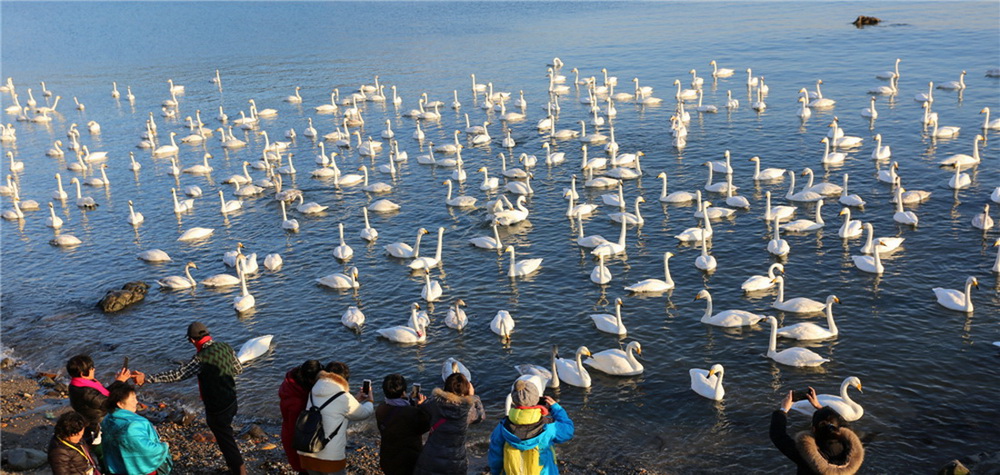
{"left": 770, "top": 387, "right": 864, "bottom": 475}
{"left": 413, "top": 373, "right": 485, "bottom": 475}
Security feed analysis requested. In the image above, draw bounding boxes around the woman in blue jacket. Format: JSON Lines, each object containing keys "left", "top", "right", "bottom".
{"left": 488, "top": 380, "right": 574, "bottom": 475}
{"left": 100, "top": 382, "right": 171, "bottom": 474}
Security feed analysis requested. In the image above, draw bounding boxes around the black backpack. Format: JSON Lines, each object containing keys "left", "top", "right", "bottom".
{"left": 293, "top": 391, "right": 346, "bottom": 453}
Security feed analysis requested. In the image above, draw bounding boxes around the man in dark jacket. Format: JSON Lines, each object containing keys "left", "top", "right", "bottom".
{"left": 134, "top": 322, "right": 245, "bottom": 475}
{"left": 66, "top": 354, "right": 131, "bottom": 468}
{"left": 375, "top": 374, "right": 430, "bottom": 475}
{"left": 48, "top": 411, "right": 101, "bottom": 475}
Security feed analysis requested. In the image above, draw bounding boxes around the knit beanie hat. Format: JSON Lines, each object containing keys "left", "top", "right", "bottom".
{"left": 510, "top": 379, "right": 540, "bottom": 407}
{"left": 187, "top": 321, "right": 210, "bottom": 340}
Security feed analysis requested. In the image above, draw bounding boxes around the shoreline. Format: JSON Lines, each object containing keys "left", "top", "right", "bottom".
{"left": 0, "top": 352, "right": 652, "bottom": 474}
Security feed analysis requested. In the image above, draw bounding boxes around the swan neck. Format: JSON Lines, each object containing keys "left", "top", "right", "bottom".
{"left": 826, "top": 301, "right": 837, "bottom": 334}
{"left": 702, "top": 293, "right": 713, "bottom": 321}
{"left": 768, "top": 318, "right": 777, "bottom": 355}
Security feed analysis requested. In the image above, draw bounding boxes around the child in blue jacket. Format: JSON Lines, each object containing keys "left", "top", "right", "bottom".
{"left": 488, "top": 380, "right": 574, "bottom": 475}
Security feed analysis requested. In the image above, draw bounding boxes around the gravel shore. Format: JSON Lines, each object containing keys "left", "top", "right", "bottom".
{"left": 1, "top": 355, "right": 655, "bottom": 474}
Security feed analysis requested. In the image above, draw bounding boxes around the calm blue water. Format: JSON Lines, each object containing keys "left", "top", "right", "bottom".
{"left": 3, "top": 2, "right": 1000, "bottom": 472}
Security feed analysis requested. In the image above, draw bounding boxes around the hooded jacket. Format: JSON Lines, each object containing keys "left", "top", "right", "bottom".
{"left": 413, "top": 388, "right": 485, "bottom": 475}
{"left": 296, "top": 371, "right": 373, "bottom": 464}
{"left": 770, "top": 410, "right": 865, "bottom": 475}
{"left": 488, "top": 403, "right": 575, "bottom": 475}
{"left": 278, "top": 369, "right": 310, "bottom": 472}
{"left": 100, "top": 408, "right": 170, "bottom": 475}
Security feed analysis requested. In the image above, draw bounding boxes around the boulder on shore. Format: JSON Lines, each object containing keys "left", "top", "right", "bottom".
{"left": 97, "top": 281, "right": 150, "bottom": 312}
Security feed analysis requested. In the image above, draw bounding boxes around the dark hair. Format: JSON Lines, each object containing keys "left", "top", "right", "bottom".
{"left": 812, "top": 406, "right": 845, "bottom": 441}
{"left": 54, "top": 411, "right": 88, "bottom": 439}
{"left": 104, "top": 381, "right": 136, "bottom": 414}
{"left": 293, "top": 360, "right": 322, "bottom": 388}
{"left": 444, "top": 373, "right": 470, "bottom": 397}
{"left": 325, "top": 361, "right": 350, "bottom": 382}
{"left": 382, "top": 374, "right": 406, "bottom": 399}
{"left": 66, "top": 355, "right": 94, "bottom": 378}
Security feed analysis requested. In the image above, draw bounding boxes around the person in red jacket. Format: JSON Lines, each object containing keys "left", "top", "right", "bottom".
{"left": 278, "top": 360, "right": 322, "bottom": 474}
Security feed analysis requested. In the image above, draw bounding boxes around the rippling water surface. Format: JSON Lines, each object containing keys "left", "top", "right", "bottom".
{"left": 3, "top": 2, "right": 1000, "bottom": 472}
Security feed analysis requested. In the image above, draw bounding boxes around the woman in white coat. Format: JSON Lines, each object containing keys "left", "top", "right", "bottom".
{"left": 298, "top": 369, "right": 375, "bottom": 473}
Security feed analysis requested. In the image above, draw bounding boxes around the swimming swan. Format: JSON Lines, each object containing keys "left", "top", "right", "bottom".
{"left": 765, "top": 316, "right": 829, "bottom": 367}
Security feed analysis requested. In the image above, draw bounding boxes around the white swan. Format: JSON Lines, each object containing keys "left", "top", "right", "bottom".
{"left": 609, "top": 196, "right": 645, "bottom": 225}
{"left": 674, "top": 205, "right": 713, "bottom": 242}
{"left": 333, "top": 223, "right": 353, "bottom": 260}
{"left": 585, "top": 341, "right": 643, "bottom": 376}
{"left": 421, "top": 271, "right": 443, "bottom": 302}
{"left": 694, "top": 232, "right": 717, "bottom": 272}
{"left": 893, "top": 187, "right": 919, "bottom": 226}
{"left": 444, "top": 179, "right": 476, "bottom": 207}
{"left": 818, "top": 138, "right": 846, "bottom": 165}
{"left": 709, "top": 60, "right": 734, "bottom": 78}
{"left": 376, "top": 303, "right": 427, "bottom": 344}
{"left": 860, "top": 96, "right": 878, "bottom": 120}
{"left": 280, "top": 201, "right": 299, "bottom": 232}
{"left": 263, "top": 253, "right": 283, "bottom": 271}
{"left": 939, "top": 134, "right": 983, "bottom": 168}
{"left": 491, "top": 310, "right": 515, "bottom": 339}
{"left": 232, "top": 259, "right": 256, "bottom": 313}
{"left": 478, "top": 167, "right": 499, "bottom": 191}
{"left": 703, "top": 162, "right": 736, "bottom": 193}
{"left": 785, "top": 170, "right": 822, "bottom": 202}
{"left": 409, "top": 227, "right": 444, "bottom": 270}
{"left": 839, "top": 174, "right": 865, "bottom": 207}
{"left": 385, "top": 228, "right": 427, "bottom": 258}
{"left": 590, "top": 298, "right": 625, "bottom": 335}
{"left": 45, "top": 202, "right": 63, "bottom": 229}
{"left": 778, "top": 296, "right": 840, "bottom": 340}
{"left": 914, "top": 81, "right": 934, "bottom": 103}
{"left": 767, "top": 215, "right": 791, "bottom": 257}
{"left": 359, "top": 207, "right": 378, "bottom": 242}
{"left": 772, "top": 276, "right": 826, "bottom": 313}
{"left": 157, "top": 262, "right": 198, "bottom": 289}
{"left": 137, "top": 249, "right": 171, "bottom": 263}
{"left": 444, "top": 300, "right": 468, "bottom": 331}
{"left": 555, "top": 346, "right": 592, "bottom": 387}
{"left": 696, "top": 289, "right": 765, "bottom": 327}
{"left": 576, "top": 214, "right": 608, "bottom": 249}
{"left": 296, "top": 195, "right": 327, "bottom": 214}
{"left": 506, "top": 245, "right": 542, "bottom": 277}
{"left": 972, "top": 204, "right": 994, "bottom": 231}
{"left": 838, "top": 208, "right": 862, "bottom": 238}
{"left": 469, "top": 220, "right": 503, "bottom": 250}
{"left": 368, "top": 199, "right": 400, "bottom": 213}
{"left": 177, "top": 227, "right": 214, "bottom": 242}
{"left": 932, "top": 276, "right": 977, "bottom": 313}
{"left": 592, "top": 218, "right": 627, "bottom": 258}
{"left": 937, "top": 70, "right": 967, "bottom": 90}
{"left": 689, "top": 364, "right": 724, "bottom": 401}
{"left": 764, "top": 191, "right": 797, "bottom": 223}
{"left": 441, "top": 359, "right": 471, "bottom": 382}
{"left": 947, "top": 162, "right": 971, "bottom": 190}
{"left": 657, "top": 172, "right": 696, "bottom": 203}
{"left": 765, "top": 316, "right": 829, "bottom": 367}
{"left": 317, "top": 267, "right": 359, "bottom": 289}
{"left": 860, "top": 223, "right": 904, "bottom": 254}
{"left": 792, "top": 377, "right": 864, "bottom": 421}
{"left": 69, "top": 178, "right": 98, "bottom": 209}
{"left": 781, "top": 199, "right": 824, "bottom": 232}
{"left": 742, "top": 263, "right": 784, "bottom": 292}
{"left": 981, "top": 107, "right": 1000, "bottom": 130}
{"left": 625, "top": 252, "right": 674, "bottom": 293}
{"left": 876, "top": 58, "right": 901, "bottom": 79}
{"left": 750, "top": 156, "right": 785, "bottom": 181}
{"left": 930, "top": 119, "right": 961, "bottom": 139}
{"left": 494, "top": 196, "right": 530, "bottom": 225}
{"left": 236, "top": 335, "right": 272, "bottom": 364}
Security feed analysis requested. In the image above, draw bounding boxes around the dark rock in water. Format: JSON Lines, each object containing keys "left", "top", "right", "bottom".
{"left": 38, "top": 376, "right": 56, "bottom": 387}
{"left": 852, "top": 15, "right": 881, "bottom": 27}
{"left": 168, "top": 408, "right": 197, "bottom": 426}
{"left": 0, "top": 357, "right": 16, "bottom": 370}
{"left": 3, "top": 448, "right": 48, "bottom": 470}
{"left": 239, "top": 424, "right": 267, "bottom": 441}
{"left": 938, "top": 459, "right": 969, "bottom": 475}
{"left": 98, "top": 281, "right": 150, "bottom": 313}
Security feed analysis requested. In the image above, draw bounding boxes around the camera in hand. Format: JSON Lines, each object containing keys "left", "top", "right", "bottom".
{"left": 410, "top": 383, "right": 421, "bottom": 400}
{"left": 362, "top": 379, "right": 372, "bottom": 395}
{"left": 122, "top": 356, "right": 129, "bottom": 371}
{"left": 791, "top": 389, "right": 810, "bottom": 402}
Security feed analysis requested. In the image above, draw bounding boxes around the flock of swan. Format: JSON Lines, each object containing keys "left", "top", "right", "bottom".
{"left": 2, "top": 56, "right": 998, "bottom": 421}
